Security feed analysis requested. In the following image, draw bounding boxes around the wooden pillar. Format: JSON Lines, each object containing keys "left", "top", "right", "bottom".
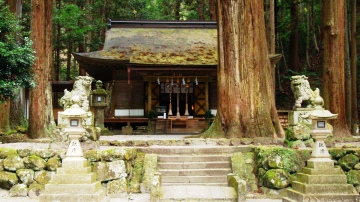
{"left": 205, "top": 80, "right": 209, "bottom": 110}
{"left": 148, "top": 80, "right": 152, "bottom": 112}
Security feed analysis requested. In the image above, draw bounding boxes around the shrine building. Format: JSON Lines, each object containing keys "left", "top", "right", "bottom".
{"left": 59, "top": 20, "right": 281, "bottom": 133}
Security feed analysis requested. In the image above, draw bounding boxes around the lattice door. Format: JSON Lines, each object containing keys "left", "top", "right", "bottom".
{"left": 194, "top": 83, "right": 206, "bottom": 115}
{"left": 145, "top": 82, "right": 160, "bottom": 113}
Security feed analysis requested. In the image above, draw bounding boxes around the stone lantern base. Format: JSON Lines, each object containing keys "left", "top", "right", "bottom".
{"left": 39, "top": 135, "right": 109, "bottom": 202}
{"left": 39, "top": 157, "right": 109, "bottom": 202}
{"left": 282, "top": 158, "right": 359, "bottom": 202}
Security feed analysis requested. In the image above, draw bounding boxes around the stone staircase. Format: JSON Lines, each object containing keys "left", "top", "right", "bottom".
{"left": 158, "top": 154, "right": 231, "bottom": 186}
{"left": 146, "top": 146, "right": 251, "bottom": 201}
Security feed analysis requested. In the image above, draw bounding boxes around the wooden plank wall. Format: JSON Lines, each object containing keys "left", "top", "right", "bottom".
{"left": 112, "top": 81, "right": 144, "bottom": 109}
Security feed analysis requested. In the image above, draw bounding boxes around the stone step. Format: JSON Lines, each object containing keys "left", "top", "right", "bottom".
{"left": 162, "top": 182, "right": 228, "bottom": 187}
{"left": 62, "top": 157, "right": 89, "bottom": 168}
{"left": 161, "top": 176, "right": 228, "bottom": 184}
{"left": 301, "top": 167, "right": 344, "bottom": 175}
{"left": 160, "top": 185, "right": 237, "bottom": 202}
{"left": 44, "top": 182, "right": 101, "bottom": 194}
{"left": 284, "top": 188, "right": 359, "bottom": 202}
{"left": 291, "top": 181, "right": 357, "bottom": 194}
{"left": 39, "top": 188, "right": 108, "bottom": 202}
{"left": 158, "top": 161, "right": 231, "bottom": 169}
{"left": 56, "top": 167, "right": 92, "bottom": 174}
{"left": 158, "top": 154, "right": 231, "bottom": 162}
{"left": 159, "top": 168, "right": 232, "bottom": 176}
{"left": 297, "top": 173, "right": 348, "bottom": 184}
{"left": 139, "top": 146, "right": 252, "bottom": 154}
{"left": 51, "top": 173, "right": 96, "bottom": 184}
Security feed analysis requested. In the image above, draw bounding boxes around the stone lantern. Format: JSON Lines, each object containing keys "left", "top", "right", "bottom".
{"left": 40, "top": 95, "right": 108, "bottom": 202}
{"left": 91, "top": 80, "right": 111, "bottom": 135}
{"left": 58, "top": 95, "right": 89, "bottom": 158}
{"left": 283, "top": 109, "right": 359, "bottom": 202}
{"left": 308, "top": 109, "right": 337, "bottom": 159}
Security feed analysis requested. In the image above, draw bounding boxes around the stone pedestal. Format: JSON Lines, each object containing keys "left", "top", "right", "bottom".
{"left": 39, "top": 135, "right": 109, "bottom": 202}
{"left": 94, "top": 107, "right": 112, "bottom": 136}
{"left": 282, "top": 158, "right": 359, "bottom": 202}
{"left": 288, "top": 109, "right": 313, "bottom": 126}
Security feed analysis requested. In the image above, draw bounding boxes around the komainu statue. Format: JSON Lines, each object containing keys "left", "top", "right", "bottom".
{"left": 60, "top": 76, "right": 94, "bottom": 111}
{"left": 290, "top": 75, "right": 323, "bottom": 109}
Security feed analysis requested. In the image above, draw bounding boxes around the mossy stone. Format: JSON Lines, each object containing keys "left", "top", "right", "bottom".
{"left": 338, "top": 154, "right": 359, "bottom": 171}
{"left": 46, "top": 156, "right": 62, "bottom": 171}
{"left": 85, "top": 150, "right": 101, "bottom": 162}
{"left": 0, "top": 170, "right": 18, "bottom": 189}
{"left": 16, "top": 169, "right": 35, "bottom": 186}
{"left": 0, "top": 148, "right": 17, "bottom": 159}
{"left": 28, "top": 182, "right": 45, "bottom": 198}
{"left": 3, "top": 154, "right": 24, "bottom": 171}
{"left": 9, "top": 184, "right": 27, "bottom": 197}
{"left": 101, "top": 148, "right": 126, "bottom": 161}
{"left": 129, "top": 152, "right": 144, "bottom": 193}
{"left": 256, "top": 147, "right": 304, "bottom": 173}
{"left": 262, "top": 169, "right": 291, "bottom": 189}
{"left": 347, "top": 170, "right": 360, "bottom": 186}
{"left": 329, "top": 149, "right": 348, "bottom": 160}
{"left": 23, "top": 155, "right": 46, "bottom": 171}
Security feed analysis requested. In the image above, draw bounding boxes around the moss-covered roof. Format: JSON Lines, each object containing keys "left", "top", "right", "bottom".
{"left": 79, "top": 28, "right": 218, "bottom": 65}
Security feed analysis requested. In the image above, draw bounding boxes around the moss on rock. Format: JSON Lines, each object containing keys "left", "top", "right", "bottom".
{"left": 0, "top": 171, "right": 18, "bottom": 189}
{"left": 46, "top": 156, "right": 62, "bottom": 171}
{"left": 129, "top": 152, "right": 144, "bottom": 193}
{"left": 255, "top": 147, "right": 304, "bottom": 173}
{"left": 0, "top": 148, "right": 17, "bottom": 159}
{"left": 23, "top": 155, "right": 46, "bottom": 171}
{"left": 338, "top": 154, "right": 359, "bottom": 171}
{"left": 3, "top": 154, "right": 24, "bottom": 171}
{"left": 329, "top": 149, "right": 348, "bottom": 160}
{"left": 262, "top": 169, "right": 291, "bottom": 189}
{"left": 347, "top": 170, "right": 360, "bottom": 186}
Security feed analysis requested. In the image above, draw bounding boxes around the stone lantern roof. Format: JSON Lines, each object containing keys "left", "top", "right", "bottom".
{"left": 308, "top": 109, "right": 337, "bottom": 119}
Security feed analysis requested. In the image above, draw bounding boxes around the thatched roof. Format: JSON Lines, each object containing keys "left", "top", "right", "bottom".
{"left": 73, "top": 21, "right": 281, "bottom": 82}
{"left": 76, "top": 27, "right": 218, "bottom": 66}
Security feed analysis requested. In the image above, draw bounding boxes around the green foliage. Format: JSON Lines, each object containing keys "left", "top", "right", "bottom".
{"left": 204, "top": 110, "right": 214, "bottom": 119}
{"left": 146, "top": 109, "right": 157, "bottom": 120}
{"left": 0, "top": 0, "right": 35, "bottom": 102}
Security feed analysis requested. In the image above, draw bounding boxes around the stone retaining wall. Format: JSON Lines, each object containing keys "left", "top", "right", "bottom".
{"left": 0, "top": 147, "right": 142, "bottom": 198}
{"left": 0, "top": 143, "right": 359, "bottom": 199}
{"left": 254, "top": 146, "right": 360, "bottom": 198}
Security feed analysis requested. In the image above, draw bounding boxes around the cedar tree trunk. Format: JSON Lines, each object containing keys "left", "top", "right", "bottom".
{"left": 322, "top": 0, "right": 351, "bottom": 137}
{"left": 207, "top": 0, "right": 283, "bottom": 138}
{"left": 28, "top": 0, "right": 54, "bottom": 139}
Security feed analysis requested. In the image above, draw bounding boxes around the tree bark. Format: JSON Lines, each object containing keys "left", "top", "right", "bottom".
{"left": 5, "top": 0, "right": 27, "bottom": 130}
{"left": 174, "top": 0, "right": 180, "bottom": 20}
{"left": 28, "top": 0, "right": 54, "bottom": 139}
{"left": 322, "top": 0, "right": 351, "bottom": 137}
{"left": 207, "top": 0, "right": 283, "bottom": 138}
{"left": 350, "top": 0, "right": 358, "bottom": 134}
{"left": 289, "top": 1, "right": 299, "bottom": 72}
{"left": 209, "top": 0, "right": 216, "bottom": 20}
{"left": 345, "top": 0, "right": 352, "bottom": 128}
{"left": 197, "top": 0, "right": 205, "bottom": 20}
{"left": 0, "top": 102, "right": 10, "bottom": 133}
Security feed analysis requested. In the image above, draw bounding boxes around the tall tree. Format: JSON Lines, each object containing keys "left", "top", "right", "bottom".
{"left": 209, "top": 0, "right": 216, "bottom": 20}
{"left": 204, "top": 0, "right": 284, "bottom": 138}
{"left": 0, "top": 0, "right": 35, "bottom": 132}
{"left": 289, "top": 1, "right": 299, "bottom": 72}
{"left": 197, "top": 0, "right": 205, "bottom": 20}
{"left": 28, "top": 0, "right": 54, "bottom": 138}
{"left": 322, "top": 0, "right": 351, "bottom": 137}
{"left": 350, "top": 0, "right": 358, "bottom": 135}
